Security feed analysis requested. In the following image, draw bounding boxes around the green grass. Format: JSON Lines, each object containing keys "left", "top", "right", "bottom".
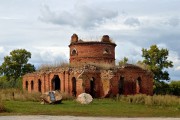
{"left": 1, "top": 99, "right": 180, "bottom": 117}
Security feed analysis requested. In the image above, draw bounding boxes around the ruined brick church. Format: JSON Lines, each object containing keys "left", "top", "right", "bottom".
{"left": 23, "top": 34, "right": 153, "bottom": 97}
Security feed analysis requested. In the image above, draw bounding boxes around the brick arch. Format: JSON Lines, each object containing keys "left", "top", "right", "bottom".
{"left": 51, "top": 75, "right": 61, "bottom": 91}
{"left": 72, "top": 77, "right": 77, "bottom": 97}
{"left": 118, "top": 76, "right": 124, "bottom": 95}
{"left": 71, "top": 48, "right": 78, "bottom": 56}
{"left": 25, "top": 81, "right": 28, "bottom": 90}
{"left": 136, "top": 77, "right": 142, "bottom": 94}
{"left": 31, "top": 80, "right": 34, "bottom": 91}
{"left": 38, "top": 79, "right": 42, "bottom": 92}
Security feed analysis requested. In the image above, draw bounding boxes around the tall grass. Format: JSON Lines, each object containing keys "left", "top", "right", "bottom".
{"left": 37, "top": 61, "right": 69, "bottom": 71}
{"left": 0, "top": 97, "right": 6, "bottom": 112}
{"left": 116, "top": 94, "right": 180, "bottom": 106}
{"left": 0, "top": 89, "right": 41, "bottom": 102}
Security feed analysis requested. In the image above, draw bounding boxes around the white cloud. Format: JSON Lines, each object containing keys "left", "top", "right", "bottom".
{"left": 124, "top": 17, "right": 140, "bottom": 26}
{"left": 39, "top": 4, "right": 118, "bottom": 29}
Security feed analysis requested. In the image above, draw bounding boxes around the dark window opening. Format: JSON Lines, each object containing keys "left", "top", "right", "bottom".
{"left": 52, "top": 75, "right": 61, "bottom": 91}
{"left": 118, "top": 76, "right": 124, "bottom": 95}
{"left": 38, "top": 79, "right": 42, "bottom": 92}
{"left": 25, "top": 81, "right": 28, "bottom": 90}
{"left": 72, "top": 77, "right": 76, "bottom": 97}
{"left": 31, "top": 80, "right": 34, "bottom": 91}
{"left": 136, "top": 77, "right": 142, "bottom": 93}
{"left": 71, "top": 49, "right": 77, "bottom": 56}
{"left": 90, "top": 77, "right": 96, "bottom": 98}
{"left": 103, "top": 48, "right": 111, "bottom": 54}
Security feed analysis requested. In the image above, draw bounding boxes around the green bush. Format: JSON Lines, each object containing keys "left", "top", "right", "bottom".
{"left": 169, "top": 81, "right": 180, "bottom": 96}
{"left": 0, "top": 76, "right": 22, "bottom": 89}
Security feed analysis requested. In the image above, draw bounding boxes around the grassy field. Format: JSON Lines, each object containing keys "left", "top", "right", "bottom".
{"left": 1, "top": 99, "right": 180, "bottom": 117}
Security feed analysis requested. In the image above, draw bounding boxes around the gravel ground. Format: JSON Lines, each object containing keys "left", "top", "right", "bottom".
{"left": 0, "top": 116, "right": 179, "bottom": 120}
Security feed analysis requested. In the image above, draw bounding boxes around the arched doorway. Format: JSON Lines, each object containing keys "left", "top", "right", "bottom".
{"left": 72, "top": 77, "right": 76, "bottom": 97}
{"left": 90, "top": 77, "right": 95, "bottom": 97}
{"left": 136, "top": 77, "right": 142, "bottom": 93}
{"left": 25, "top": 81, "right": 28, "bottom": 90}
{"left": 38, "top": 79, "right": 42, "bottom": 92}
{"left": 118, "top": 76, "right": 124, "bottom": 95}
{"left": 52, "top": 75, "right": 60, "bottom": 91}
{"left": 31, "top": 80, "right": 34, "bottom": 91}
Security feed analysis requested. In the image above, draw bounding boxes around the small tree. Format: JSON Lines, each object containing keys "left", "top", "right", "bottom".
{"left": 142, "top": 45, "right": 173, "bottom": 82}
{"left": 119, "top": 57, "right": 128, "bottom": 66}
{"left": 0, "top": 49, "right": 35, "bottom": 87}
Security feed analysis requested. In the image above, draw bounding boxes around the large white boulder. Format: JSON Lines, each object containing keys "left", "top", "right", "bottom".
{"left": 76, "top": 93, "right": 93, "bottom": 104}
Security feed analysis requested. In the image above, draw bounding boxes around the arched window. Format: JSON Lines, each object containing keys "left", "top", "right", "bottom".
{"left": 38, "top": 79, "right": 42, "bottom": 92}
{"left": 25, "top": 81, "right": 28, "bottom": 90}
{"left": 118, "top": 76, "right": 124, "bottom": 95}
{"left": 103, "top": 48, "right": 111, "bottom": 54}
{"left": 31, "top": 80, "right": 34, "bottom": 91}
{"left": 52, "top": 75, "right": 61, "bottom": 91}
{"left": 71, "top": 49, "right": 77, "bottom": 56}
{"left": 72, "top": 77, "right": 76, "bottom": 97}
{"left": 136, "top": 77, "right": 142, "bottom": 93}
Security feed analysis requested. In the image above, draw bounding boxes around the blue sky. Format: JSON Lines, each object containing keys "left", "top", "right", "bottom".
{"left": 0, "top": 0, "right": 180, "bottom": 80}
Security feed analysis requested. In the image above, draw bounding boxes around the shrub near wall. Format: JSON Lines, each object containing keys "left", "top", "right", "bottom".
{"left": 116, "top": 94, "right": 180, "bottom": 106}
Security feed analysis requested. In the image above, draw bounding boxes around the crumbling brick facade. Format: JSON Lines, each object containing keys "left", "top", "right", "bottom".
{"left": 23, "top": 34, "right": 153, "bottom": 97}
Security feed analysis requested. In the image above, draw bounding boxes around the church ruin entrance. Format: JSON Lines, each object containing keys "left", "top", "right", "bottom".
{"left": 72, "top": 77, "right": 76, "bottom": 97}
{"left": 31, "top": 80, "right": 34, "bottom": 91}
{"left": 38, "top": 79, "right": 42, "bottom": 92}
{"left": 118, "top": 76, "right": 124, "bottom": 95}
{"left": 25, "top": 81, "right": 28, "bottom": 90}
{"left": 136, "top": 77, "right": 142, "bottom": 93}
{"left": 90, "top": 77, "right": 95, "bottom": 97}
{"left": 52, "top": 75, "right": 60, "bottom": 91}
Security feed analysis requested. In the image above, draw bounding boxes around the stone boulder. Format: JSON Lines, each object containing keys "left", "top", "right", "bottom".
{"left": 76, "top": 93, "right": 93, "bottom": 104}
{"left": 41, "top": 90, "right": 62, "bottom": 104}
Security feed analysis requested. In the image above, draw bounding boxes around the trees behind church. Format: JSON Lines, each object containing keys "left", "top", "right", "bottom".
{"left": 141, "top": 45, "right": 179, "bottom": 95}
{"left": 142, "top": 44, "right": 173, "bottom": 82}
{"left": 0, "top": 49, "right": 35, "bottom": 88}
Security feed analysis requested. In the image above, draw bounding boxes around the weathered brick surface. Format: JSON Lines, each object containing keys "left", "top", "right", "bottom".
{"left": 23, "top": 34, "right": 153, "bottom": 97}
{"left": 69, "top": 41, "right": 116, "bottom": 67}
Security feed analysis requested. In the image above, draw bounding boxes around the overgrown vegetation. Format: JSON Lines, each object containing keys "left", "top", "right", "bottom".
{"left": 119, "top": 57, "right": 128, "bottom": 66}
{"left": 0, "top": 88, "right": 179, "bottom": 116}
{"left": 116, "top": 94, "right": 180, "bottom": 106}
{"left": 1, "top": 98, "right": 179, "bottom": 117}
{"left": 0, "top": 89, "right": 41, "bottom": 102}
{"left": 0, "top": 76, "right": 22, "bottom": 89}
{"left": 0, "top": 97, "right": 6, "bottom": 113}
{"left": 37, "top": 61, "right": 69, "bottom": 71}
{"left": 154, "top": 81, "right": 180, "bottom": 96}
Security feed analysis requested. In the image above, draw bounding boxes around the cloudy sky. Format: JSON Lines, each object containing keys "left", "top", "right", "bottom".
{"left": 0, "top": 0, "right": 180, "bottom": 80}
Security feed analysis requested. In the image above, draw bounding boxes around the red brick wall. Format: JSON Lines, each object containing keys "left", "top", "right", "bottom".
{"left": 69, "top": 42, "right": 116, "bottom": 67}
{"left": 23, "top": 66, "right": 153, "bottom": 97}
